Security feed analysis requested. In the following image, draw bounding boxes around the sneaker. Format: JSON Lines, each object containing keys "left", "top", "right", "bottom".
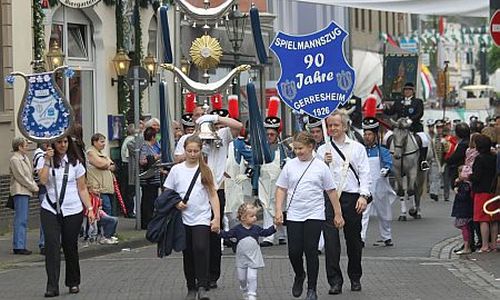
{"left": 13, "top": 249, "right": 32, "bottom": 255}
{"left": 99, "top": 237, "right": 118, "bottom": 245}
{"left": 247, "top": 294, "right": 257, "bottom": 300}
{"left": 384, "top": 239, "right": 394, "bottom": 247}
{"left": 184, "top": 290, "right": 197, "bottom": 300}
{"left": 305, "top": 289, "right": 317, "bottom": 300}
{"left": 198, "top": 287, "right": 210, "bottom": 300}
{"left": 110, "top": 236, "right": 119, "bottom": 242}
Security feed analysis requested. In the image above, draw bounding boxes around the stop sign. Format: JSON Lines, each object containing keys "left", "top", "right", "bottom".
{"left": 491, "top": 9, "right": 500, "bottom": 47}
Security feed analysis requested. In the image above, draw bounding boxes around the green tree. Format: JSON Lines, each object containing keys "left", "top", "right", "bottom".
{"left": 488, "top": 46, "right": 500, "bottom": 74}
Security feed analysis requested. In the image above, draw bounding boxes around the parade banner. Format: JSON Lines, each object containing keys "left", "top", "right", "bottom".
{"left": 6, "top": 67, "right": 75, "bottom": 143}
{"left": 382, "top": 53, "right": 419, "bottom": 100}
{"left": 269, "top": 21, "right": 355, "bottom": 119}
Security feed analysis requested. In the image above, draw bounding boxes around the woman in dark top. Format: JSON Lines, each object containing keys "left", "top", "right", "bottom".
{"left": 470, "top": 134, "right": 498, "bottom": 253}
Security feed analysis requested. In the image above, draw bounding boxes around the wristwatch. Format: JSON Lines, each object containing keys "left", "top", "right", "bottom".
{"left": 360, "top": 194, "right": 372, "bottom": 204}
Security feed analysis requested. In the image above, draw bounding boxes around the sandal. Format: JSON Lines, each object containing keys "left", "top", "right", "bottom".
{"left": 477, "top": 248, "right": 492, "bottom": 253}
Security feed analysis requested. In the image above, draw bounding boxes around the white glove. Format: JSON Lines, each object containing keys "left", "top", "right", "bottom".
{"left": 196, "top": 114, "right": 219, "bottom": 124}
{"left": 380, "top": 168, "right": 389, "bottom": 177}
{"left": 234, "top": 174, "right": 248, "bottom": 184}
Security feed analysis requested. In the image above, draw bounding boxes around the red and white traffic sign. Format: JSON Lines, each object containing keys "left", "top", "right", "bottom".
{"left": 491, "top": 9, "right": 500, "bottom": 47}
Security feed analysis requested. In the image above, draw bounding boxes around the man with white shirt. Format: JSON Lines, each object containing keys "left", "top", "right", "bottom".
{"left": 316, "top": 110, "right": 371, "bottom": 294}
{"left": 174, "top": 105, "right": 242, "bottom": 289}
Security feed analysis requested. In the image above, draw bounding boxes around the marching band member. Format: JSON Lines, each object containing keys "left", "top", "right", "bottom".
{"left": 305, "top": 116, "right": 324, "bottom": 150}
{"left": 317, "top": 110, "right": 371, "bottom": 294}
{"left": 259, "top": 97, "right": 287, "bottom": 247}
{"left": 360, "top": 117, "right": 395, "bottom": 247}
{"left": 181, "top": 92, "right": 197, "bottom": 135}
{"left": 383, "top": 82, "right": 430, "bottom": 171}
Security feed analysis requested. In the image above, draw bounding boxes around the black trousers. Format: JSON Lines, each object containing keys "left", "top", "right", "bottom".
{"left": 141, "top": 184, "right": 159, "bottom": 229}
{"left": 40, "top": 209, "right": 83, "bottom": 293}
{"left": 324, "top": 192, "right": 362, "bottom": 287}
{"left": 287, "top": 219, "right": 323, "bottom": 291}
{"left": 121, "top": 162, "right": 135, "bottom": 215}
{"left": 183, "top": 225, "right": 210, "bottom": 290}
{"left": 209, "top": 189, "right": 225, "bottom": 282}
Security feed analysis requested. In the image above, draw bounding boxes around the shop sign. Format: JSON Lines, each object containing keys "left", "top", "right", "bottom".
{"left": 58, "top": 0, "right": 101, "bottom": 8}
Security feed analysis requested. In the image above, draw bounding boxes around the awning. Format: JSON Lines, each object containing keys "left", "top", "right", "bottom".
{"left": 296, "top": 0, "right": 489, "bottom": 17}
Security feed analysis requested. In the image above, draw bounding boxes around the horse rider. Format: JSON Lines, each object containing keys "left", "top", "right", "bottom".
{"left": 383, "top": 82, "right": 430, "bottom": 171}
{"left": 429, "top": 119, "right": 445, "bottom": 201}
{"left": 258, "top": 114, "right": 288, "bottom": 247}
{"left": 360, "top": 117, "right": 395, "bottom": 248}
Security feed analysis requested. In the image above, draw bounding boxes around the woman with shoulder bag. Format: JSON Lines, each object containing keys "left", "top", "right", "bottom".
{"left": 163, "top": 135, "right": 220, "bottom": 300}
{"left": 275, "top": 131, "right": 344, "bottom": 300}
{"left": 37, "top": 136, "right": 96, "bottom": 297}
{"left": 9, "top": 137, "right": 39, "bottom": 255}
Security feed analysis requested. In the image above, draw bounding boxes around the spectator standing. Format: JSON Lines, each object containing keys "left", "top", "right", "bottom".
{"left": 120, "top": 124, "right": 136, "bottom": 218}
{"left": 10, "top": 137, "right": 39, "bottom": 255}
{"left": 86, "top": 133, "right": 116, "bottom": 216}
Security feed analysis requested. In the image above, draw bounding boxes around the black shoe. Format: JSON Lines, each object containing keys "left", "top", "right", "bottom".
{"left": 444, "top": 199, "right": 450, "bottom": 202}
{"left": 305, "top": 289, "right": 317, "bottom": 300}
{"left": 39, "top": 247, "right": 46, "bottom": 255}
{"left": 209, "top": 281, "right": 218, "bottom": 289}
{"left": 351, "top": 281, "right": 362, "bottom": 291}
{"left": 69, "top": 286, "right": 79, "bottom": 294}
{"left": 292, "top": 273, "right": 306, "bottom": 297}
{"left": 453, "top": 244, "right": 465, "bottom": 253}
{"left": 126, "top": 213, "right": 136, "bottom": 219}
{"left": 420, "top": 161, "right": 430, "bottom": 171}
{"left": 430, "top": 194, "right": 439, "bottom": 201}
{"left": 44, "top": 290, "right": 59, "bottom": 298}
{"left": 259, "top": 241, "right": 273, "bottom": 247}
{"left": 361, "top": 241, "right": 365, "bottom": 248}
{"left": 384, "top": 239, "right": 394, "bottom": 247}
{"left": 13, "top": 249, "right": 32, "bottom": 255}
{"left": 328, "top": 284, "right": 342, "bottom": 295}
{"left": 278, "top": 239, "right": 287, "bottom": 245}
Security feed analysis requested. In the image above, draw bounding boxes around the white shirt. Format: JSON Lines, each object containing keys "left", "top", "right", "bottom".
{"left": 275, "top": 157, "right": 336, "bottom": 222}
{"left": 36, "top": 155, "right": 86, "bottom": 217}
{"left": 175, "top": 127, "right": 233, "bottom": 188}
{"left": 163, "top": 162, "right": 214, "bottom": 226}
{"left": 317, "top": 135, "right": 371, "bottom": 196}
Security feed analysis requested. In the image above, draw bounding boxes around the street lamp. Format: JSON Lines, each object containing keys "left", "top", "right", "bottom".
{"left": 143, "top": 53, "right": 157, "bottom": 85}
{"left": 46, "top": 41, "right": 65, "bottom": 71}
{"left": 180, "top": 59, "right": 192, "bottom": 76}
{"left": 111, "top": 48, "right": 131, "bottom": 86}
{"left": 224, "top": 4, "right": 247, "bottom": 107}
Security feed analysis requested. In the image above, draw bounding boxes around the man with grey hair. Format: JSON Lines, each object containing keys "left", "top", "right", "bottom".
{"left": 317, "top": 110, "right": 371, "bottom": 294}
{"left": 121, "top": 124, "right": 137, "bottom": 218}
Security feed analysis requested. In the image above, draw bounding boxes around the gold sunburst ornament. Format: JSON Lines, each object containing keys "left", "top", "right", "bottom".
{"left": 190, "top": 35, "right": 223, "bottom": 70}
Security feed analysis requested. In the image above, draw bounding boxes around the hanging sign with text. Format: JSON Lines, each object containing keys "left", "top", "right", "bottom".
{"left": 58, "top": 0, "right": 101, "bottom": 8}
{"left": 269, "top": 21, "right": 355, "bottom": 119}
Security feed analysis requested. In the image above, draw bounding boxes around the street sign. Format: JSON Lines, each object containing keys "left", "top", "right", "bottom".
{"left": 399, "top": 38, "right": 418, "bottom": 53}
{"left": 269, "top": 21, "right": 355, "bottom": 119}
{"left": 491, "top": 9, "right": 500, "bottom": 47}
{"left": 127, "top": 66, "right": 150, "bottom": 92}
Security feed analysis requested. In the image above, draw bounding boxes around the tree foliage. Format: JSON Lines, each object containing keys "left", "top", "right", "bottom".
{"left": 488, "top": 46, "right": 500, "bottom": 74}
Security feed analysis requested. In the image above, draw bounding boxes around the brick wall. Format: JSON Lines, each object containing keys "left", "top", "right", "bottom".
{"left": 0, "top": 175, "right": 41, "bottom": 232}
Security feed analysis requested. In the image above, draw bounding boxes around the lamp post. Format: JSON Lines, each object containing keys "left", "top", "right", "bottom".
{"left": 143, "top": 53, "right": 157, "bottom": 85}
{"left": 111, "top": 48, "right": 131, "bottom": 86}
{"left": 224, "top": 4, "right": 247, "bottom": 107}
{"left": 46, "top": 41, "right": 65, "bottom": 71}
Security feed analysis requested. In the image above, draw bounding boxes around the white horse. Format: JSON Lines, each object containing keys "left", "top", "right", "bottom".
{"left": 387, "top": 118, "right": 428, "bottom": 221}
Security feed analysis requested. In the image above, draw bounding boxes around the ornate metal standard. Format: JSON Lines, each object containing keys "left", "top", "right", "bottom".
{"left": 160, "top": 63, "right": 250, "bottom": 96}
{"left": 175, "top": 0, "right": 237, "bottom": 28}
{"left": 189, "top": 35, "right": 223, "bottom": 70}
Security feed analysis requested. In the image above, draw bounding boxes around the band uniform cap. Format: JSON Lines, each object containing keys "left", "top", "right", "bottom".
{"left": 305, "top": 116, "right": 322, "bottom": 129}
{"left": 403, "top": 82, "right": 415, "bottom": 90}
{"left": 469, "top": 115, "right": 479, "bottom": 122}
{"left": 426, "top": 119, "right": 435, "bottom": 126}
{"left": 435, "top": 119, "right": 445, "bottom": 127}
{"left": 362, "top": 117, "right": 379, "bottom": 131}
{"left": 453, "top": 119, "right": 461, "bottom": 124}
{"left": 264, "top": 116, "right": 281, "bottom": 129}
{"left": 444, "top": 117, "right": 451, "bottom": 124}
{"left": 210, "top": 109, "right": 229, "bottom": 118}
{"left": 181, "top": 113, "right": 195, "bottom": 127}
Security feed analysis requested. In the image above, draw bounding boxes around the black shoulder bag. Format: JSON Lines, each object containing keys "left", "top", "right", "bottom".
{"left": 46, "top": 163, "right": 70, "bottom": 221}
{"left": 330, "top": 140, "right": 372, "bottom": 203}
{"left": 283, "top": 158, "right": 315, "bottom": 225}
{"left": 183, "top": 167, "right": 201, "bottom": 204}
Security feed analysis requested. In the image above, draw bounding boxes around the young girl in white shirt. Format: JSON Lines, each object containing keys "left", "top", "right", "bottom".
{"left": 163, "top": 135, "right": 220, "bottom": 300}
{"left": 275, "top": 131, "right": 344, "bottom": 300}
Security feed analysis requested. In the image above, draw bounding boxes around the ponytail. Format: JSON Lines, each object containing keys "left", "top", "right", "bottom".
{"left": 184, "top": 135, "right": 216, "bottom": 194}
